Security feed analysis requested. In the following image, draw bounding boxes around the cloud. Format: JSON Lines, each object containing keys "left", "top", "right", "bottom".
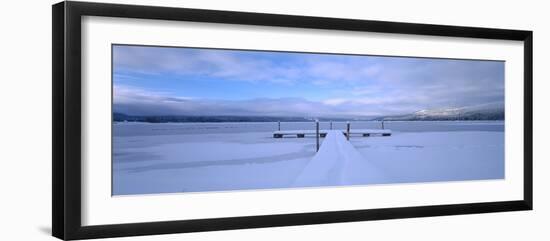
{"left": 113, "top": 46, "right": 383, "bottom": 86}
{"left": 114, "top": 85, "right": 394, "bottom": 117}
{"left": 113, "top": 46, "right": 505, "bottom": 117}
{"left": 114, "top": 85, "right": 192, "bottom": 103}
{"left": 114, "top": 46, "right": 306, "bottom": 85}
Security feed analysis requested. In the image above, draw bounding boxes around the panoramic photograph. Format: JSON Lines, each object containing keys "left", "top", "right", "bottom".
{"left": 112, "top": 44, "right": 505, "bottom": 195}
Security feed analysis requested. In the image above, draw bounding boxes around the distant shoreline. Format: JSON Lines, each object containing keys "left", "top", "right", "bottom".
{"left": 113, "top": 119, "right": 505, "bottom": 124}
{"left": 113, "top": 112, "right": 504, "bottom": 123}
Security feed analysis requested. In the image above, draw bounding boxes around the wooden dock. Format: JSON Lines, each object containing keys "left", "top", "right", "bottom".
{"left": 293, "top": 130, "right": 388, "bottom": 186}
{"left": 273, "top": 129, "right": 391, "bottom": 138}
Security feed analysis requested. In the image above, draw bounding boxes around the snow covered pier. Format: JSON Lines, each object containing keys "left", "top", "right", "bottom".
{"left": 272, "top": 129, "right": 391, "bottom": 138}
{"left": 293, "top": 130, "right": 388, "bottom": 186}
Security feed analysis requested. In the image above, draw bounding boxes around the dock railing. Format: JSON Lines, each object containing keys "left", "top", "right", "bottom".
{"left": 273, "top": 121, "right": 392, "bottom": 152}
{"left": 273, "top": 121, "right": 391, "bottom": 139}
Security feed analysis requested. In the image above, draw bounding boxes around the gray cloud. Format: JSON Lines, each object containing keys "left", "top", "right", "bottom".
{"left": 114, "top": 84, "right": 503, "bottom": 118}
{"left": 113, "top": 46, "right": 504, "bottom": 117}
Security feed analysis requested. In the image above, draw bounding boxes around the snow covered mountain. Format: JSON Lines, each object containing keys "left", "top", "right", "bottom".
{"left": 376, "top": 102, "right": 505, "bottom": 121}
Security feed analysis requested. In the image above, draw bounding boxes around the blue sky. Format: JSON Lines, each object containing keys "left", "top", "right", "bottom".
{"left": 113, "top": 45, "right": 504, "bottom": 117}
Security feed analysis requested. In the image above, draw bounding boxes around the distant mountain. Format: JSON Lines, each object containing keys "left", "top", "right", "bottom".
{"left": 374, "top": 103, "right": 505, "bottom": 121}
{"left": 114, "top": 102, "right": 504, "bottom": 123}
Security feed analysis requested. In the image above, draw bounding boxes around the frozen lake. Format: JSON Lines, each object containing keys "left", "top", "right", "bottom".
{"left": 113, "top": 121, "right": 504, "bottom": 195}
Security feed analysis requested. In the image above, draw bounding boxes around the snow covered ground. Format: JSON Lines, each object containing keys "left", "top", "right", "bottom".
{"left": 113, "top": 121, "right": 504, "bottom": 195}
{"left": 351, "top": 131, "right": 504, "bottom": 184}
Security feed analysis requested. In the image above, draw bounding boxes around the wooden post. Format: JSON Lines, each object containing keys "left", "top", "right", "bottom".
{"left": 316, "top": 120, "right": 320, "bottom": 152}
{"left": 346, "top": 121, "right": 350, "bottom": 141}
{"left": 381, "top": 120, "right": 385, "bottom": 129}
{"left": 278, "top": 121, "right": 281, "bottom": 131}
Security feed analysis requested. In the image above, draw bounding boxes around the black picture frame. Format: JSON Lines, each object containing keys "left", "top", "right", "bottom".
{"left": 52, "top": 1, "right": 533, "bottom": 240}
